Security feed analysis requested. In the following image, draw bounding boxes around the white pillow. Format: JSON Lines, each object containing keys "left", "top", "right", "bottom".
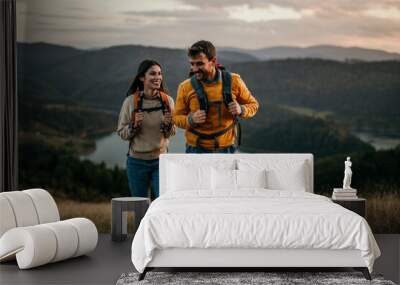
{"left": 167, "top": 158, "right": 236, "bottom": 170}
{"left": 238, "top": 159, "right": 307, "bottom": 191}
{"left": 212, "top": 168, "right": 237, "bottom": 190}
{"left": 266, "top": 161, "right": 306, "bottom": 191}
{"left": 167, "top": 162, "right": 212, "bottom": 191}
{"left": 236, "top": 169, "right": 267, "bottom": 189}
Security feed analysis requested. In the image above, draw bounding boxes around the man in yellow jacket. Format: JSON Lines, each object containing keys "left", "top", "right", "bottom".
{"left": 174, "top": 40, "right": 259, "bottom": 153}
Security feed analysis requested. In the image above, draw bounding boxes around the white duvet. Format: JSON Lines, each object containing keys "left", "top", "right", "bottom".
{"left": 131, "top": 190, "right": 380, "bottom": 273}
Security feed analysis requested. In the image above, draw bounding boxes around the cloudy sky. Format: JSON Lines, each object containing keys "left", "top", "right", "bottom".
{"left": 16, "top": 0, "right": 400, "bottom": 52}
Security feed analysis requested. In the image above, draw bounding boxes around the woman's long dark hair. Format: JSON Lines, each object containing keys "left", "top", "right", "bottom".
{"left": 126, "top": 59, "right": 167, "bottom": 97}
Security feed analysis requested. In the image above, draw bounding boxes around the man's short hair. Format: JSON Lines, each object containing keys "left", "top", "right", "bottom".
{"left": 187, "top": 40, "right": 216, "bottom": 60}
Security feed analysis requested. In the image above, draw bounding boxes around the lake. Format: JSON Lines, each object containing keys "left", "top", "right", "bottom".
{"left": 353, "top": 131, "right": 400, "bottom": 151}
{"left": 81, "top": 129, "right": 400, "bottom": 169}
{"left": 80, "top": 128, "right": 186, "bottom": 168}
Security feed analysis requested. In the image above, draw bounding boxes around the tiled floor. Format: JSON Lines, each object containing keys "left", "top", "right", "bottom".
{"left": 0, "top": 234, "right": 399, "bottom": 285}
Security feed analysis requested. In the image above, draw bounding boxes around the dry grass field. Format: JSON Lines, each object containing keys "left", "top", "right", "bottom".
{"left": 55, "top": 198, "right": 112, "bottom": 233}
{"left": 366, "top": 192, "right": 400, "bottom": 233}
{"left": 55, "top": 193, "right": 400, "bottom": 234}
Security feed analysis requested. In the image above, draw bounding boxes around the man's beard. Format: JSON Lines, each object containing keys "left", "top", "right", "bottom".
{"left": 195, "top": 69, "right": 209, "bottom": 81}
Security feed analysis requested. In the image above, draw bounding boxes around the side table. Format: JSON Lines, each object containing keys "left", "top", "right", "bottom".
{"left": 111, "top": 197, "right": 150, "bottom": 242}
{"left": 332, "top": 198, "right": 366, "bottom": 218}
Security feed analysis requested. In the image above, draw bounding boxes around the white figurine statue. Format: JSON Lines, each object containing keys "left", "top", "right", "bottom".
{"left": 343, "top": 157, "right": 353, "bottom": 189}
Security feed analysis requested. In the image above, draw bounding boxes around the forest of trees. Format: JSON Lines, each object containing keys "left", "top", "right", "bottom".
{"left": 19, "top": 138, "right": 129, "bottom": 201}
{"left": 240, "top": 104, "right": 374, "bottom": 158}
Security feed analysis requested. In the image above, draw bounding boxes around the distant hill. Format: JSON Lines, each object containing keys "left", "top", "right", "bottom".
{"left": 217, "top": 50, "right": 259, "bottom": 63}
{"left": 18, "top": 83, "right": 117, "bottom": 155}
{"left": 18, "top": 43, "right": 188, "bottom": 108}
{"left": 17, "top": 43, "right": 256, "bottom": 109}
{"left": 240, "top": 104, "right": 374, "bottom": 157}
{"left": 221, "top": 45, "right": 400, "bottom": 61}
{"left": 17, "top": 42, "right": 86, "bottom": 77}
{"left": 17, "top": 42, "right": 400, "bottom": 133}
{"left": 230, "top": 59, "right": 400, "bottom": 133}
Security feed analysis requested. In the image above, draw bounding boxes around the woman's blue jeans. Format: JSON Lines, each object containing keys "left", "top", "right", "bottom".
{"left": 126, "top": 156, "right": 159, "bottom": 199}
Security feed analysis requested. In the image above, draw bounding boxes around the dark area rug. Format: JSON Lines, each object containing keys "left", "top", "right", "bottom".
{"left": 116, "top": 271, "right": 396, "bottom": 285}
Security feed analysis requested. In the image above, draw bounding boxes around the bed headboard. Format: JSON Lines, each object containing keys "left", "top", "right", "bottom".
{"left": 159, "top": 153, "right": 314, "bottom": 196}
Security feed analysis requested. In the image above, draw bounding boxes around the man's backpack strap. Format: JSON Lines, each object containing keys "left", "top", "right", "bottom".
{"left": 221, "top": 70, "right": 233, "bottom": 108}
{"left": 190, "top": 76, "right": 209, "bottom": 114}
{"left": 235, "top": 120, "right": 241, "bottom": 147}
{"left": 188, "top": 121, "right": 236, "bottom": 150}
{"left": 221, "top": 70, "right": 241, "bottom": 148}
{"left": 190, "top": 70, "right": 242, "bottom": 150}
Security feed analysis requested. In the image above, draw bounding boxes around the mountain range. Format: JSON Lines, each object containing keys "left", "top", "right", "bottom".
{"left": 220, "top": 45, "right": 400, "bottom": 61}
{"left": 17, "top": 42, "right": 400, "bottom": 135}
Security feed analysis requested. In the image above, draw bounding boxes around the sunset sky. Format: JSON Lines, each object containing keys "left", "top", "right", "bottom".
{"left": 16, "top": 0, "right": 400, "bottom": 53}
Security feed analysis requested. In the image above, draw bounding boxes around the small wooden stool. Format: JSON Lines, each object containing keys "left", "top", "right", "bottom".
{"left": 111, "top": 197, "right": 150, "bottom": 242}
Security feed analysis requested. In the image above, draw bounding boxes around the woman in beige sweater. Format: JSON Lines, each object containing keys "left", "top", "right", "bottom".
{"left": 117, "top": 60, "right": 175, "bottom": 199}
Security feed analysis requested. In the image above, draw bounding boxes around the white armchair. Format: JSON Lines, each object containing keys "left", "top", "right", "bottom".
{"left": 0, "top": 188, "right": 98, "bottom": 269}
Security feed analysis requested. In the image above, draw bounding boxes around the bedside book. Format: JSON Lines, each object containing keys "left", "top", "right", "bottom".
{"left": 333, "top": 188, "right": 357, "bottom": 193}
{"left": 332, "top": 188, "right": 358, "bottom": 199}
{"left": 332, "top": 194, "right": 358, "bottom": 200}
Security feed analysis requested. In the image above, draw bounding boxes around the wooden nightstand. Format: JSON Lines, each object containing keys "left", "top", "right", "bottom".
{"left": 332, "top": 198, "right": 366, "bottom": 218}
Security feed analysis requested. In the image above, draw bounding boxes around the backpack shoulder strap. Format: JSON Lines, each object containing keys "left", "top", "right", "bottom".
{"left": 159, "top": 91, "right": 171, "bottom": 113}
{"left": 130, "top": 92, "right": 142, "bottom": 123}
{"left": 221, "top": 70, "right": 232, "bottom": 108}
{"left": 190, "top": 76, "right": 209, "bottom": 114}
{"left": 221, "top": 70, "right": 242, "bottom": 148}
{"left": 137, "top": 92, "right": 143, "bottom": 112}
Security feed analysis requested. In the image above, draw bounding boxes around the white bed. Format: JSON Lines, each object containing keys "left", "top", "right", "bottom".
{"left": 131, "top": 154, "right": 380, "bottom": 280}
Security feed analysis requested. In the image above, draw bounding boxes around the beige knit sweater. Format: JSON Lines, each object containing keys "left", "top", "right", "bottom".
{"left": 117, "top": 93, "right": 175, "bottom": 160}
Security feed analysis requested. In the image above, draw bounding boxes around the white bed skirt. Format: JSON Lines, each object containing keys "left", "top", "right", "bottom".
{"left": 148, "top": 248, "right": 366, "bottom": 268}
